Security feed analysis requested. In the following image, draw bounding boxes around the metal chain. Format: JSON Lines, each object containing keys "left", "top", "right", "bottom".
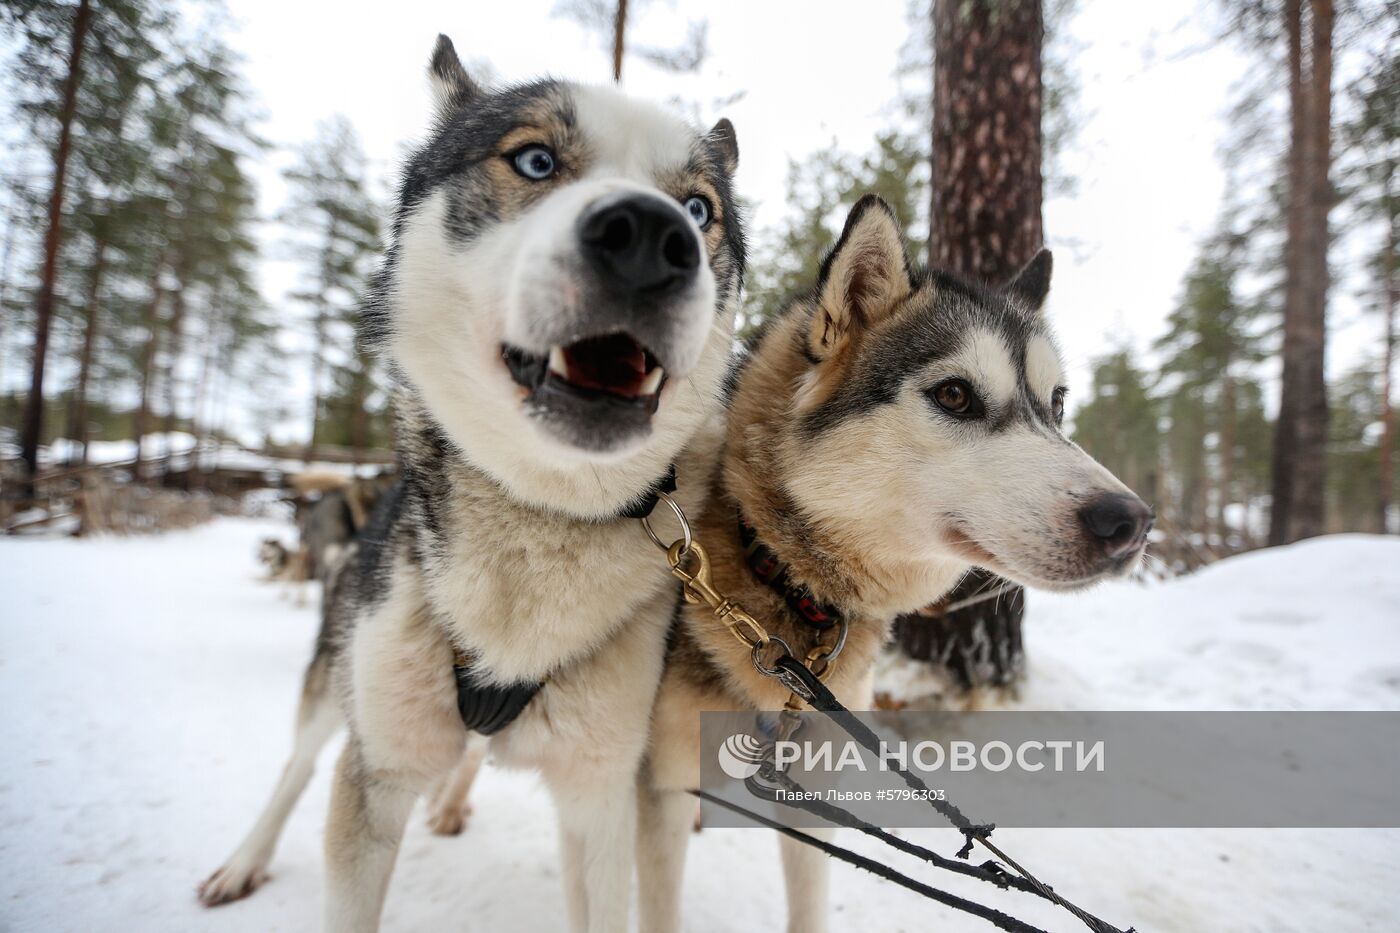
{"left": 646, "top": 491, "right": 844, "bottom": 699}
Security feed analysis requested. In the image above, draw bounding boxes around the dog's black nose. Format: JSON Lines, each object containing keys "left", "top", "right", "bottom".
{"left": 579, "top": 193, "right": 700, "bottom": 295}
{"left": 1079, "top": 494, "right": 1153, "bottom": 559}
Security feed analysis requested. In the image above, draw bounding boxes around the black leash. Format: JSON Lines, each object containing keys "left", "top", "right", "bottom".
{"left": 694, "top": 789, "right": 1053, "bottom": 933}
{"left": 744, "top": 765, "right": 1043, "bottom": 898}
{"left": 770, "top": 655, "right": 1133, "bottom": 933}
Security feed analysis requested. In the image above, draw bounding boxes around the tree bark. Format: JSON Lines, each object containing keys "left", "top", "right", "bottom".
{"left": 1380, "top": 208, "right": 1396, "bottom": 533}
{"left": 929, "top": 0, "right": 1044, "bottom": 283}
{"left": 134, "top": 261, "right": 165, "bottom": 481}
{"left": 612, "top": 0, "right": 628, "bottom": 82}
{"left": 350, "top": 352, "right": 370, "bottom": 465}
{"left": 1269, "top": 0, "right": 1333, "bottom": 545}
{"left": 66, "top": 233, "right": 108, "bottom": 465}
{"left": 898, "top": 0, "right": 1045, "bottom": 692}
{"left": 160, "top": 283, "right": 187, "bottom": 470}
{"left": 18, "top": 0, "right": 92, "bottom": 490}
{"left": 1219, "top": 375, "right": 1236, "bottom": 542}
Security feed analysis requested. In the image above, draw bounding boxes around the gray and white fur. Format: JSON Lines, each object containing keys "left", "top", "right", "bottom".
{"left": 199, "top": 35, "right": 745, "bottom": 933}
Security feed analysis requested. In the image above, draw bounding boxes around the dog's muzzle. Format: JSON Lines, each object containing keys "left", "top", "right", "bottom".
{"left": 500, "top": 192, "right": 708, "bottom": 454}
{"left": 578, "top": 191, "right": 701, "bottom": 299}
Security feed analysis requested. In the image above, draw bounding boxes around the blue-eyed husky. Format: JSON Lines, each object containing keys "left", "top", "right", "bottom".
{"left": 199, "top": 35, "right": 745, "bottom": 933}
{"left": 638, "top": 195, "right": 1151, "bottom": 933}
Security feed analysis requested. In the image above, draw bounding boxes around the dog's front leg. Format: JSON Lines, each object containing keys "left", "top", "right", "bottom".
{"left": 546, "top": 766, "right": 638, "bottom": 933}
{"left": 780, "top": 828, "right": 833, "bottom": 933}
{"left": 635, "top": 780, "right": 695, "bottom": 933}
{"left": 323, "top": 742, "right": 416, "bottom": 933}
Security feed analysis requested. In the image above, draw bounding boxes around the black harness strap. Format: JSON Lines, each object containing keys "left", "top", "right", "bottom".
{"left": 452, "top": 653, "right": 544, "bottom": 735}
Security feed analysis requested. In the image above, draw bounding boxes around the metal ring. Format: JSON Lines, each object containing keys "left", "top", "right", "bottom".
{"left": 824, "top": 617, "right": 849, "bottom": 665}
{"left": 640, "top": 491, "right": 692, "bottom": 556}
{"left": 750, "top": 635, "right": 796, "bottom": 678}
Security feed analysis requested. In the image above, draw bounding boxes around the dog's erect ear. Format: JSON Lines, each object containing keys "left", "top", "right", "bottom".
{"left": 807, "top": 194, "right": 912, "bottom": 362}
{"left": 708, "top": 118, "right": 739, "bottom": 174}
{"left": 429, "top": 34, "right": 480, "bottom": 119}
{"left": 1005, "top": 248, "right": 1053, "bottom": 312}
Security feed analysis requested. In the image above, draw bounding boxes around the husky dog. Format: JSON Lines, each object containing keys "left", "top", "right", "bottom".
{"left": 638, "top": 196, "right": 1151, "bottom": 933}
{"left": 258, "top": 537, "right": 291, "bottom": 578}
{"left": 198, "top": 36, "right": 745, "bottom": 933}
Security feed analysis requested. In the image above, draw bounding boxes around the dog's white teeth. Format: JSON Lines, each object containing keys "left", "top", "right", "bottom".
{"left": 548, "top": 346, "right": 568, "bottom": 378}
{"left": 639, "top": 367, "right": 665, "bottom": 396}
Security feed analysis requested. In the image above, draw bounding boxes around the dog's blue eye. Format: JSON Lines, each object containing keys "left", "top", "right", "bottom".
{"left": 683, "top": 195, "right": 712, "bottom": 229}
{"left": 513, "top": 145, "right": 556, "bottom": 180}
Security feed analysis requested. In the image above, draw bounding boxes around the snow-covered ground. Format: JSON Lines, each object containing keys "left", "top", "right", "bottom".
{"left": 2, "top": 519, "right": 1398, "bottom": 931}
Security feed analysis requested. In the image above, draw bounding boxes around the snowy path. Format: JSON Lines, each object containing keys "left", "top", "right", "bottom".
{"left": 2, "top": 519, "right": 1398, "bottom": 931}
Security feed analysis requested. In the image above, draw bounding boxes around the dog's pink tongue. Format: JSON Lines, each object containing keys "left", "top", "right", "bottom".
{"left": 563, "top": 342, "right": 648, "bottom": 396}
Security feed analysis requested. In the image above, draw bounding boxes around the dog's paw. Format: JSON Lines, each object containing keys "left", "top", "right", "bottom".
{"left": 197, "top": 854, "right": 269, "bottom": 907}
{"left": 426, "top": 801, "right": 472, "bottom": 836}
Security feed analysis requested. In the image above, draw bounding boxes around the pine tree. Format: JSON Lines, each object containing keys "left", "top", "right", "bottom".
{"left": 1155, "top": 232, "right": 1270, "bottom": 548}
{"left": 742, "top": 132, "right": 928, "bottom": 339}
{"left": 10, "top": 0, "right": 92, "bottom": 490}
{"left": 929, "top": 0, "right": 1044, "bottom": 281}
{"left": 553, "top": 0, "right": 709, "bottom": 82}
{"left": 1071, "top": 348, "right": 1162, "bottom": 507}
{"left": 1341, "top": 44, "right": 1398, "bottom": 532}
{"left": 281, "top": 118, "right": 381, "bottom": 460}
{"left": 126, "top": 35, "right": 262, "bottom": 477}
{"left": 1326, "top": 359, "right": 1389, "bottom": 532}
{"left": 60, "top": 4, "right": 168, "bottom": 462}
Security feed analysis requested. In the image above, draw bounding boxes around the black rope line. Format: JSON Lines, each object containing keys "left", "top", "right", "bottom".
{"left": 745, "top": 764, "right": 1043, "bottom": 898}
{"left": 693, "top": 789, "right": 1053, "bottom": 933}
{"left": 771, "top": 655, "right": 1133, "bottom": 933}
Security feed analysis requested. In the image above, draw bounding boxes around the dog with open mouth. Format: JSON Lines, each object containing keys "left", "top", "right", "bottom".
{"left": 638, "top": 195, "right": 1151, "bottom": 933}
{"left": 198, "top": 36, "right": 745, "bottom": 933}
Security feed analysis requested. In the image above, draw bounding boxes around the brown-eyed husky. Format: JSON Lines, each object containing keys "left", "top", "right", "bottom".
{"left": 637, "top": 195, "right": 1151, "bottom": 933}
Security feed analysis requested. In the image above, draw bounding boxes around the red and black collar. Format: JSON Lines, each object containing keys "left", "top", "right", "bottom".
{"left": 737, "top": 512, "right": 843, "bottom": 630}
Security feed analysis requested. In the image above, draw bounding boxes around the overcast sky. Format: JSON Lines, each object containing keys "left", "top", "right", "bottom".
{"left": 33, "top": 0, "right": 1388, "bottom": 443}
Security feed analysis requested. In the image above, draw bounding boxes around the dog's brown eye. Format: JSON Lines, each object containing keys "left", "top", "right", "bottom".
{"left": 930, "top": 378, "right": 980, "bottom": 417}
{"left": 1051, "top": 386, "right": 1067, "bottom": 423}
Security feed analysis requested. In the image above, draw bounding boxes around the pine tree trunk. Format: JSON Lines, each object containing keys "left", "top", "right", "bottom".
{"left": 1270, "top": 0, "right": 1332, "bottom": 545}
{"left": 161, "top": 285, "right": 187, "bottom": 471}
{"left": 612, "top": 0, "right": 628, "bottom": 82}
{"left": 350, "top": 353, "right": 370, "bottom": 465}
{"left": 1218, "top": 375, "right": 1236, "bottom": 543}
{"left": 306, "top": 307, "right": 326, "bottom": 463}
{"left": 929, "top": 0, "right": 1044, "bottom": 282}
{"left": 134, "top": 263, "right": 165, "bottom": 482}
{"left": 897, "top": 0, "right": 1045, "bottom": 692}
{"left": 18, "top": 0, "right": 92, "bottom": 491}
{"left": 0, "top": 198, "right": 20, "bottom": 395}
{"left": 1380, "top": 209, "right": 1396, "bottom": 533}
{"left": 66, "top": 234, "right": 108, "bottom": 466}
{"left": 190, "top": 309, "right": 225, "bottom": 489}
